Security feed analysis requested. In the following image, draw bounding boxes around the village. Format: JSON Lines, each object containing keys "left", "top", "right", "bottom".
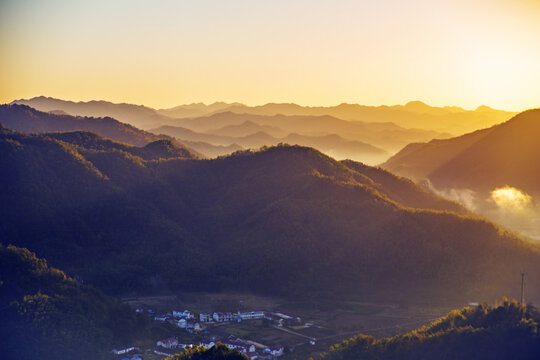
{"left": 111, "top": 307, "right": 310, "bottom": 360}
{"left": 112, "top": 292, "right": 455, "bottom": 360}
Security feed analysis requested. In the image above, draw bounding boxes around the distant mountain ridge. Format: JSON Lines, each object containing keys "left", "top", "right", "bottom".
{"left": 210, "top": 120, "right": 287, "bottom": 138}
{"left": 12, "top": 97, "right": 515, "bottom": 135}
{"left": 10, "top": 98, "right": 454, "bottom": 163}
{"left": 11, "top": 96, "right": 171, "bottom": 129}
{"left": 0, "top": 104, "right": 200, "bottom": 158}
{"left": 151, "top": 123, "right": 389, "bottom": 164}
{"left": 11, "top": 96, "right": 514, "bottom": 147}
{"left": 157, "top": 101, "right": 244, "bottom": 119}
{"left": 160, "top": 111, "right": 445, "bottom": 154}
{"left": 196, "top": 100, "right": 516, "bottom": 134}
{"left": 382, "top": 108, "right": 540, "bottom": 195}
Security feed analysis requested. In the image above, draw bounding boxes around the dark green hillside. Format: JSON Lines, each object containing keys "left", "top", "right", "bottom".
{"left": 321, "top": 299, "right": 540, "bottom": 360}
{"left": 151, "top": 147, "right": 538, "bottom": 300}
{"left": 0, "top": 128, "right": 203, "bottom": 292}
{"left": 0, "top": 244, "right": 171, "bottom": 360}
{"left": 1, "top": 128, "right": 539, "bottom": 304}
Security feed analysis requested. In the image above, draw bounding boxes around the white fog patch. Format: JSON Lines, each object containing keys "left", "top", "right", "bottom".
{"left": 420, "top": 179, "right": 540, "bottom": 241}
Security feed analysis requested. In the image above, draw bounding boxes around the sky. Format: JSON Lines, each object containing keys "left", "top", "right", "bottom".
{"left": 1, "top": 0, "right": 539, "bottom": 110}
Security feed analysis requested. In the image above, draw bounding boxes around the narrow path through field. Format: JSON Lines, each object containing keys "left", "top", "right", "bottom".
{"left": 272, "top": 325, "right": 316, "bottom": 341}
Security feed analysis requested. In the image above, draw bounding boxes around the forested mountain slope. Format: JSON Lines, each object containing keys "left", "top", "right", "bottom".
{"left": 0, "top": 244, "right": 172, "bottom": 360}
{"left": 1, "top": 128, "right": 538, "bottom": 304}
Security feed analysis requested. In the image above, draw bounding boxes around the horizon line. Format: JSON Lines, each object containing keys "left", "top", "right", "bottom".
{"left": 6, "top": 95, "right": 522, "bottom": 113}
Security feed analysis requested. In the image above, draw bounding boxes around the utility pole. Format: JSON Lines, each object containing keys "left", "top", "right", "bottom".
{"left": 520, "top": 272, "right": 526, "bottom": 305}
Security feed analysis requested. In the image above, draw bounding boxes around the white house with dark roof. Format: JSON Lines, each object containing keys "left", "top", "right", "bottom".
{"left": 213, "top": 312, "right": 234, "bottom": 322}
{"left": 264, "top": 345, "right": 284, "bottom": 356}
{"left": 200, "top": 312, "right": 212, "bottom": 322}
{"left": 157, "top": 337, "right": 179, "bottom": 349}
{"left": 173, "top": 310, "right": 195, "bottom": 319}
{"left": 237, "top": 311, "right": 265, "bottom": 320}
{"left": 226, "top": 339, "right": 256, "bottom": 353}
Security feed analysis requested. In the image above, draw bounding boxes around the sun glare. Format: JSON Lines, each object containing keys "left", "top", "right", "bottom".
{"left": 491, "top": 186, "right": 532, "bottom": 210}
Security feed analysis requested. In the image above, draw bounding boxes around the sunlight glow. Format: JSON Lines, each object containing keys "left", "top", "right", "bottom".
{"left": 491, "top": 186, "right": 532, "bottom": 211}
{"left": 0, "top": 0, "right": 539, "bottom": 109}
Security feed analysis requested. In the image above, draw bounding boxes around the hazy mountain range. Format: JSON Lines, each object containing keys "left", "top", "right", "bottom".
{"left": 151, "top": 122, "right": 390, "bottom": 164}
{"left": 163, "top": 100, "right": 514, "bottom": 134}
{"left": 10, "top": 96, "right": 516, "bottom": 164}
{"left": 0, "top": 104, "right": 199, "bottom": 158}
{"left": 155, "top": 112, "right": 441, "bottom": 155}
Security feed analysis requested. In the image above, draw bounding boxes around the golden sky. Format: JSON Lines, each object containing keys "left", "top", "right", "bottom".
{"left": 1, "top": 0, "right": 539, "bottom": 110}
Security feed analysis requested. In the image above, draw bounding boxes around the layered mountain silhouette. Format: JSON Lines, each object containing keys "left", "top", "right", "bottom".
{"left": 175, "top": 100, "right": 514, "bottom": 134}
{"left": 210, "top": 120, "right": 288, "bottom": 138}
{"left": 382, "top": 109, "right": 540, "bottom": 195}
{"left": 159, "top": 112, "right": 444, "bottom": 155}
{"left": 12, "top": 96, "right": 514, "bottom": 137}
{"left": 11, "top": 96, "right": 172, "bottom": 129}
{"left": 151, "top": 123, "right": 389, "bottom": 164}
{"left": 9, "top": 98, "right": 446, "bottom": 163}
{"left": 0, "top": 104, "right": 199, "bottom": 158}
{"left": 157, "top": 101, "right": 243, "bottom": 119}
{"left": 1, "top": 126, "right": 538, "bottom": 304}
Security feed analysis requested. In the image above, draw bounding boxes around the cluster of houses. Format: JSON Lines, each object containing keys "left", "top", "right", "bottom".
{"left": 200, "top": 310, "right": 266, "bottom": 323}
{"left": 113, "top": 307, "right": 302, "bottom": 359}
{"left": 154, "top": 336, "right": 284, "bottom": 360}
{"left": 136, "top": 307, "right": 301, "bottom": 332}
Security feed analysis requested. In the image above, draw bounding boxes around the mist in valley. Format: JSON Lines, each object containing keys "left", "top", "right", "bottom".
{"left": 427, "top": 183, "right": 540, "bottom": 241}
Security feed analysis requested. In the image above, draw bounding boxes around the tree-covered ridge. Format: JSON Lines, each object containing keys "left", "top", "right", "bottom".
{"left": 1, "top": 128, "right": 539, "bottom": 303}
{"left": 46, "top": 130, "right": 194, "bottom": 161}
{"left": 321, "top": 299, "right": 540, "bottom": 360}
{"left": 164, "top": 344, "right": 249, "bottom": 360}
{"left": 341, "top": 159, "right": 467, "bottom": 214}
{"left": 0, "top": 244, "right": 166, "bottom": 360}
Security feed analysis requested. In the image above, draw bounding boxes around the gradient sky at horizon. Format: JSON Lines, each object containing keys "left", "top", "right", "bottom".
{"left": 1, "top": 0, "right": 539, "bottom": 110}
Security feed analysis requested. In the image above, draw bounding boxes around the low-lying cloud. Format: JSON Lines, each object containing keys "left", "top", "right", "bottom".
{"left": 491, "top": 186, "right": 532, "bottom": 211}
{"left": 423, "top": 181, "right": 540, "bottom": 241}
